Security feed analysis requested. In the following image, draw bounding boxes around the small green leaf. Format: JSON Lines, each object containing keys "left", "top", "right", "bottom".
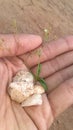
{"left": 36, "top": 63, "right": 41, "bottom": 79}
{"left": 38, "top": 78, "right": 48, "bottom": 91}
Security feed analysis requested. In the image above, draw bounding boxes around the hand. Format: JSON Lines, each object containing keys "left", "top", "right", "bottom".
{"left": 0, "top": 34, "right": 45, "bottom": 130}
{"left": 20, "top": 35, "right": 73, "bottom": 129}
{"left": 1, "top": 35, "right": 73, "bottom": 130}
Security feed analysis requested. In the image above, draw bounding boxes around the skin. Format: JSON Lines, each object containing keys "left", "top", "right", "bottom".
{"left": 0, "top": 34, "right": 73, "bottom": 130}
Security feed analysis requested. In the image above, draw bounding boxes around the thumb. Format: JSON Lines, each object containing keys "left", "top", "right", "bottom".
{"left": 0, "top": 34, "right": 42, "bottom": 57}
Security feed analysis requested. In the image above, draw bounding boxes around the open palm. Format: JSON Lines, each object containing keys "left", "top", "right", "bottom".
{"left": 1, "top": 59, "right": 51, "bottom": 130}
{"left": 0, "top": 34, "right": 73, "bottom": 130}
{"left": 0, "top": 34, "right": 53, "bottom": 130}
{"left": 20, "top": 35, "right": 73, "bottom": 129}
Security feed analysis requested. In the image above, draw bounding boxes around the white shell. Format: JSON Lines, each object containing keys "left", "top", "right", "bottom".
{"left": 8, "top": 87, "right": 26, "bottom": 103}
{"left": 13, "top": 71, "right": 34, "bottom": 83}
{"left": 8, "top": 81, "right": 34, "bottom": 102}
{"left": 34, "top": 85, "right": 45, "bottom": 94}
{"left": 21, "top": 94, "right": 42, "bottom": 107}
{"left": 8, "top": 70, "right": 45, "bottom": 106}
{"left": 9, "top": 82, "right": 34, "bottom": 91}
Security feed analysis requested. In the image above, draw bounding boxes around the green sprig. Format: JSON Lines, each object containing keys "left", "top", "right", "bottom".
{"left": 36, "top": 63, "right": 41, "bottom": 80}
{"left": 33, "top": 63, "right": 48, "bottom": 91}
{"left": 38, "top": 78, "right": 48, "bottom": 91}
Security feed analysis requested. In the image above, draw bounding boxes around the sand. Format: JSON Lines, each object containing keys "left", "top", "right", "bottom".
{"left": 0, "top": 0, "right": 73, "bottom": 129}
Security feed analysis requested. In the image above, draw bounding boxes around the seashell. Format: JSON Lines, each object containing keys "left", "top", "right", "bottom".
{"left": 21, "top": 94, "right": 42, "bottom": 107}
{"left": 13, "top": 71, "right": 34, "bottom": 83}
{"left": 34, "top": 85, "right": 45, "bottom": 94}
{"left": 8, "top": 87, "right": 26, "bottom": 103}
{"left": 8, "top": 81, "right": 34, "bottom": 103}
{"left": 8, "top": 70, "right": 45, "bottom": 106}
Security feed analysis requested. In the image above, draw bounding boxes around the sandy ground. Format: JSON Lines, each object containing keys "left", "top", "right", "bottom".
{"left": 0, "top": 0, "right": 73, "bottom": 130}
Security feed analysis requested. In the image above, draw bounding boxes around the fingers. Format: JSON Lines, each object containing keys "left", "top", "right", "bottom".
{"left": 0, "top": 34, "right": 42, "bottom": 57}
{"left": 33, "top": 62, "right": 73, "bottom": 93}
{"left": 20, "top": 35, "right": 73, "bottom": 68}
{"left": 48, "top": 77, "right": 73, "bottom": 118}
{"left": 31, "top": 51, "right": 73, "bottom": 78}
{"left": 45, "top": 65, "right": 73, "bottom": 92}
